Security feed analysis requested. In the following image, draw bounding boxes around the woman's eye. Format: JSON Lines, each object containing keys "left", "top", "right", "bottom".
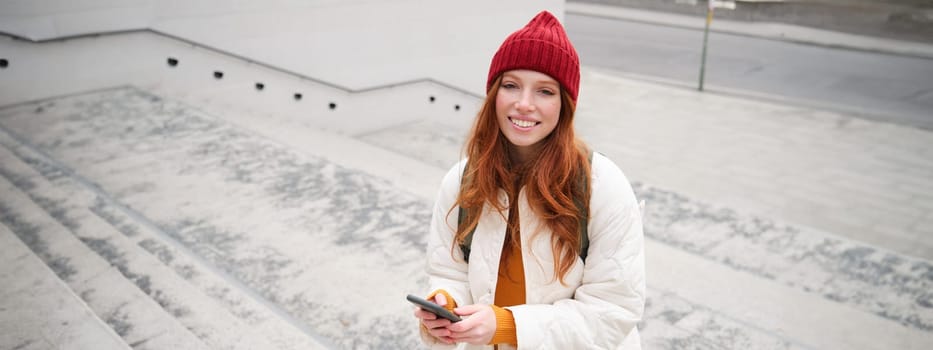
{"left": 539, "top": 89, "right": 555, "bottom": 96}
{"left": 502, "top": 82, "right": 518, "bottom": 89}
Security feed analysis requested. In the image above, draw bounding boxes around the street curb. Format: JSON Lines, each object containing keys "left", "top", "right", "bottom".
{"left": 566, "top": 2, "right": 933, "bottom": 60}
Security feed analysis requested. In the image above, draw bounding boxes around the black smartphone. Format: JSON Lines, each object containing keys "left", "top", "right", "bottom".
{"left": 407, "top": 294, "right": 462, "bottom": 323}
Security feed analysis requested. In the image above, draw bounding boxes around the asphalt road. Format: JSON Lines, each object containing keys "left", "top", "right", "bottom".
{"left": 565, "top": 13, "right": 933, "bottom": 130}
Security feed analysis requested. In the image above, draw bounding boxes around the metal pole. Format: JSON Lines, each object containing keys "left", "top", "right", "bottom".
{"left": 698, "top": 6, "right": 713, "bottom": 91}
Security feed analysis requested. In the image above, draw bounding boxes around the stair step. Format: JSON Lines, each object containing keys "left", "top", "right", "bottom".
{"left": 89, "top": 199, "right": 334, "bottom": 350}
{"left": 0, "top": 169, "right": 211, "bottom": 350}
{"left": 641, "top": 287, "right": 809, "bottom": 350}
{"left": 0, "top": 139, "right": 282, "bottom": 350}
{"left": 0, "top": 223, "right": 131, "bottom": 350}
{"left": 1, "top": 86, "right": 432, "bottom": 348}
{"left": 157, "top": 86, "right": 448, "bottom": 203}
{"left": 0, "top": 126, "right": 331, "bottom": 349}
{"left": 646, "top": 238, "right": 933, "bottom": 350}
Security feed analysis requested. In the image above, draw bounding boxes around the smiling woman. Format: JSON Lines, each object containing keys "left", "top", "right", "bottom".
{"left": 495, "top": 70, "right": 562, "bottom": 160}
{"left": 413, "top": 10, "right": 647, "bottom": 350}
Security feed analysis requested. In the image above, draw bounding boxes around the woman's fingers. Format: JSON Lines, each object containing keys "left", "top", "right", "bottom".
{"left": 447, "top": 305, "right": 496, "bottom": 345}
{"left": 423, "top": 317, "right": 454, "bottom": 341}
{"left": 423, "top": 318, "right": 451, "bottom": 329}
{"left": 413, "top": 307, "right": 436, "bottom": 320}
{"left": 416, "top": 307, "right": 452, "bottom": 333}
{"left": 416, "top": 301, "right": 496, "bottom": 345}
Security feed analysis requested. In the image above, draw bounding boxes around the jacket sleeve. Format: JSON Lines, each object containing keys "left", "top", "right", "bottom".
{"left": 509, "top": 155, "right": 646, "bottom": 349}
{"left": 419, "top": 160, "right": 474, "bottom": 348}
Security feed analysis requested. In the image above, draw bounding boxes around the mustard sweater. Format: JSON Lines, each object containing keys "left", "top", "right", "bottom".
{"left": 430, "top": 218, "right": 523, "bottom": 346}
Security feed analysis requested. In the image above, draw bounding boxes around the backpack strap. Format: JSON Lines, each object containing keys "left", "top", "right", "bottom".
{"left": 457, "top": 195, "right": 474, "bottom": 263}
{"left": 457, "top": 151, "right": 593, "bottom": 263}
{"left": 577, "top": 151, "right": 592, "bottom": 262}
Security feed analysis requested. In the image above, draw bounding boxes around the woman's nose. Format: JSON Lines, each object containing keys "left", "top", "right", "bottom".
{"left": 516, "top": 93, "right": 535, "bottom": 112}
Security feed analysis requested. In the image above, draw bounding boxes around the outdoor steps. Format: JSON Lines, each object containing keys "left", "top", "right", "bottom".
{"left": 148, "top": 82, "right": 453, "bottom": 204}
{"left": 199, "top": 70, "right": 933, "bottom": 346}
{"left": 0, "top": 85, "right": 440, "bottom": 349}
{"left": 149, "top": 84, "right": 933, "bottom": 349}
{"left": 0, "top": 32, "right": 929, "bottom": 346}
{"left": 0, "top": 148, "right": 211, "bottom": 350}
{"left": 0, "top": 130, "right": 329, "bottom": 349}
{"left": 2, "top": 84, "right": 927, "bottom": 349}
{"left": 0, "top": 222, "right": 130, "bottom": 350}
{"left": 190, "top": 86, "right": 933, "bottom": 348}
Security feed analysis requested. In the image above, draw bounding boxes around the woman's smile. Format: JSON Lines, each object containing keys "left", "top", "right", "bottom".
{"left": 508, "top": 116, "right": 540, "bottom": 129}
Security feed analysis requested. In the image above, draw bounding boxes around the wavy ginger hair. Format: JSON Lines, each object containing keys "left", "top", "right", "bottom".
{"left": 450, "top": 74, "right": 591, "bottom": 284}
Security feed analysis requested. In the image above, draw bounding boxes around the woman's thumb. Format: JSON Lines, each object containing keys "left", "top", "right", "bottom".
{"left": 433, "top": 293, "right": 448, "bottom": 306}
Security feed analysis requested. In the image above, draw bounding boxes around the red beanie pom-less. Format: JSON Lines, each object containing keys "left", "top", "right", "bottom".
{"left": 487, "top": 10, "right": 581, "bottom": 104}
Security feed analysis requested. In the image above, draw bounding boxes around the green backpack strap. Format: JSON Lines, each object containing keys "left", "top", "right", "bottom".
{"left": 457, "top": 151, "right": 593, "bottom": 263}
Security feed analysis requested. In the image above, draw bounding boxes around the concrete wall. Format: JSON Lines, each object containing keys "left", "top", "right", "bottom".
{"left": 0, "top": 0, "right": 565, "bottom": 95}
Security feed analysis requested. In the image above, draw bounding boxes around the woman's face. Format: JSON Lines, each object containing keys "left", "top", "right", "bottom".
{"left": 495, "top": 70, "right": 562, "bottom": 157}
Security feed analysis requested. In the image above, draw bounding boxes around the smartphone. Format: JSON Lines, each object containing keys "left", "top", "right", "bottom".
{"left": 407, "top": 294, "right": 462, "bottom": 323}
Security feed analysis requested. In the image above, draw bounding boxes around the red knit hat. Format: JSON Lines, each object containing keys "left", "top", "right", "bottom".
{"left": 487, "top": 10, "right": 581, "bottom": 104}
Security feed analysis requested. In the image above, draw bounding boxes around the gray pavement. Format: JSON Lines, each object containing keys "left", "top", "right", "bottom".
{"left": 567, "top": 2, "right": 933, "bottom": 59}
{"left": 564, "top": 10, "right": 933, "bottom": 131}
{"left": 572, "top": 0, "right": 933, "bottom": 45}
{"left": 1, "top": 1, "right": 933, "bottom": 349}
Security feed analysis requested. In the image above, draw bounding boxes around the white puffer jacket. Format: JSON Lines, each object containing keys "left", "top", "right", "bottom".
{"left": 421, "top": 153, "right": 646, "bottom": 350}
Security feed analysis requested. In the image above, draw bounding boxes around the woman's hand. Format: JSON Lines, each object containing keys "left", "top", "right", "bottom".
{"left": 447, "top": 304, "right": 497, "bottom": 345}
{"left": 413, "top": 293, "right": 455, "bottom": 344}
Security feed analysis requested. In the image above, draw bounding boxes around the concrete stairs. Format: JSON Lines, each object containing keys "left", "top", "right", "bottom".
{"left": 0, "top": 126, "right": 328, "bottom": 349}
{"left": 0, "top": 222, "right": 130, "bottom": 350}
{"left": 1, "top": 81, "right": 932, "bottom": 348}
{"left": 1, "top": 27, "right": 932, "bottom": 350}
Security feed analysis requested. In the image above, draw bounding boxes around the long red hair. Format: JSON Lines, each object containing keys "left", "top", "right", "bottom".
{"left": 451, "top": 74, "right": 591, "bottom": 284}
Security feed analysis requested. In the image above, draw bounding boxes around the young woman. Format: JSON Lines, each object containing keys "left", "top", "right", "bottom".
{"left": 414, "top": 10, "right": 645, "bottom": 349}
